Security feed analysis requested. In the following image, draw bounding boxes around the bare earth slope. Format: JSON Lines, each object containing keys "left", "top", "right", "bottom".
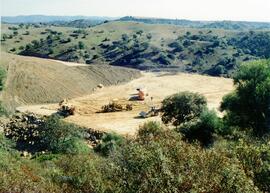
{"left": 18, "top": 72, "right": 234, "bottom": 135}
{"left": 0, "top": 52, "right": 140, "bottom": 111}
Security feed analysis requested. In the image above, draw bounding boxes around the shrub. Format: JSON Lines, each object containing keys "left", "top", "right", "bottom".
{"left": 108, "top": 124, "right": 259, "bottom": 193}
{"left": 161, "top": 91, "right": 207, "bottom": 127}
{"left": 94, "top": 132, "right": 124, "bottom": 156}
{"left": 221, "top": 60, "right": 270, "bottom": 135}
{"left": 180, "top": 109, "right": 221, "bottom": 146}
{"left": 0, "top": 66, "right": 6, "bottom": 91}
{"left": 78, "top": 41, "right": 85, "bottom": 49}
{"left": 41, "top": 115, "right": 89, "bottom": 154}
{"left": 228, "top": 139, "right": 270, "bottom": 192}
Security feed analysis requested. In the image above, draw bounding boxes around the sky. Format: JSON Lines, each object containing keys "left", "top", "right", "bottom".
{"left": 1, "top": 0, "right": 270, "bottom": 22}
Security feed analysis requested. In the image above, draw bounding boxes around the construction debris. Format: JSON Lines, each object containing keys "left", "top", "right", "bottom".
{"left": 4, "top": 113, "right": 46, "bottom": 147}
{"left": 101, "top": 102, "right": 133, "bottom": 113}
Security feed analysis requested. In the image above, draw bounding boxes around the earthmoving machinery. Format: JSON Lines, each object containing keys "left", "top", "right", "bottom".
{"left": 139, "top": 106, "right": 160, "bottom": 118}
{"left": 58, "top": 99, "right": 75, "bottom": 117}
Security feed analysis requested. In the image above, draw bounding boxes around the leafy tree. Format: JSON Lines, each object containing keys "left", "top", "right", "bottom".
{"left": 221, "top": 60, "right": 270, "bottom": 135}
{"left": 161, "top": 92, "right": 207, "bottom": 127}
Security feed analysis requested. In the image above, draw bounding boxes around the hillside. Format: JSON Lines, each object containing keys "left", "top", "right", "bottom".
{"left": 0, "top": 52, "right": 140, "bottom": 112}
{"left": 1, "top": 21, "right": 270, "bottom": 77}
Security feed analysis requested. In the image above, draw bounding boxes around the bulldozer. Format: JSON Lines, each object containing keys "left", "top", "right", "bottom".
{"left": 58, "top": 99, "right": 75, "bottom": 117}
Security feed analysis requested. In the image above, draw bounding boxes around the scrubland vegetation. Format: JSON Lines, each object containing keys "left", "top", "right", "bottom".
{"left": 1, "top": 21, "right": 270, "bottom": 76}
{"left": 1, "top": 16, "right": 270, "bottom": 192}
{"left": 0, "top": 59, "right": 269, "bottom": 192}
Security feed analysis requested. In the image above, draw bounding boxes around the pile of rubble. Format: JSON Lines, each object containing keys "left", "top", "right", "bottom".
{"left": 4, "top": 113, "right": 46, "bottom": 146}
{"left": 101, "top": 102, "right": 133, "bottom": 113}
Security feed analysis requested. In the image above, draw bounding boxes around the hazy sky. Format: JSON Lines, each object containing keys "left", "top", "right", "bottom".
{"left": 1, "top": 0, "right": 270, "bottom": 22}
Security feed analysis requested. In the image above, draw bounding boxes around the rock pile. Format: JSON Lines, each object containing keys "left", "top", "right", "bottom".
{"left": 4, "top": 113, "right": 46, "bottom": 147}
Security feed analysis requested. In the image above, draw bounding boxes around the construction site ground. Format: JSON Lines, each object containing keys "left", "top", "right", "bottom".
{"left": 17, "top": 72, "right": 234, "bottom": 136}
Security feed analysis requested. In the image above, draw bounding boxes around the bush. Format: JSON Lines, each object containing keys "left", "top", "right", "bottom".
{"left": 221, "top": 60, "right": 270, "bottom": 135}
{"left": 161, "top": 91, "right": 207, "bottom": 127}
{"left": 107, "top": 124, "right": 259, "bottom": 193}
{"left": 94, "top": 132, "right": 124, "bottom": 156}
{"left": 78, "top": 41, "right": 85, "bottom": 49}
{"left": 180, "top": 109, "right": 221, "bottom": 146}
{"left": 228, "top": 139, "right": 270, "bottom": 192}
{"left": 41, "top": 115, "right": 89, "bottom": 154}
{"left": 53, "top": 154, "right": 107, "bottom": 193}
{"left": 0, "top": 66, "right": 6, "bottom": 91}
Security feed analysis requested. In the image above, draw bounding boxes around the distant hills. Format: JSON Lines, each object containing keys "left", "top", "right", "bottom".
{"left": 2, "top": 15, "right": 270, "bottom": 30}
{"left": 1, "top": 15, "right": 116, "bottom": 24}
{"left": 119, "top": 16, "right": 270, "bottom": 30}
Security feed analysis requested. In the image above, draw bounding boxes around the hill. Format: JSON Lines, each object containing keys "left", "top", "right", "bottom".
{"left": 119, "top": 16, "right": 270, "bottom": 30}
{"left": 1, "top": 15, "right": 115, "bottom": 24}
{"left": 0, "top": 52, "right": 140, "bottom": 112}
{"left": 1, "top": 21, "right": 270, "bottom": 77}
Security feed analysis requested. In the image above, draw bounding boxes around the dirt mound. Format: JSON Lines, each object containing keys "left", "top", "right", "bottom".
{"left": 0, "top": 52, "right": 141, "bottom": 112}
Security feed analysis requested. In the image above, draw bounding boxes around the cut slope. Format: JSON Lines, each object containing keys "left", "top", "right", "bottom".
{"left": 0, "top": 52, "right": 140, "bottom": 112}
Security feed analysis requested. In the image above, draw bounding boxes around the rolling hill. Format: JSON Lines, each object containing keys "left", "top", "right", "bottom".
{"left": 1, "top": 21, "right": 270, "bottom": 77}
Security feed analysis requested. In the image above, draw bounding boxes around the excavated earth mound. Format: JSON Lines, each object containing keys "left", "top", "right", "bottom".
{"left": 0, "top": 52, "right": 141, "bottom": 112}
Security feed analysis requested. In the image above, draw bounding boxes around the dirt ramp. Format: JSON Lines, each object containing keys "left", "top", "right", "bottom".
{"left": 0, "top": 52, "right": 140, "bottom": 112}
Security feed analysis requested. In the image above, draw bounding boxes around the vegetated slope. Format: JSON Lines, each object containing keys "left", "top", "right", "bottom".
{"left": 0, "top": 52, "right": 140, "bottom": 111}
{"left": 1, "top": 21, "right": 270, "bottom": 77}
{"left": 120, "top": 16, "right": 270, "bottom": 30}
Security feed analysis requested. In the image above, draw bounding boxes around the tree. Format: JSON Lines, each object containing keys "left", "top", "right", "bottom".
{"left": 220, "top": 60, "right": 270, "bottom": 135}
{"left": 78, "top": 41, "right": 85, "bottom": 49}
{"left": 161, "top": 92, "right": 207, "bottom": 127}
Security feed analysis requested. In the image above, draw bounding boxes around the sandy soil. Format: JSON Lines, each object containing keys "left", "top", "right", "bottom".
{"left": 17, "top": 72, "right": 234, "bottom": 136}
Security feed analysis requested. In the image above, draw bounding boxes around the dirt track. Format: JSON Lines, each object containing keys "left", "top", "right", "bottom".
{"left": 18, "top": 72, "right": 234, "bottom": 135}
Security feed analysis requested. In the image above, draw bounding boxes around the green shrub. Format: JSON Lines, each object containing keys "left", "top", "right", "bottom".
{"left": 180, "top": 109, "right": 221, "bottom": 146}
{"left": 41, "top": 115, "right": 89, "bottom": 154}
{"left": 161, "top": 91, "right": 207, "bottom": 127}
{"left": 108, "top": 124, "right": 259, "bottom": 193}
{"left": 53, "top": 155, "right": 107, "bottom": 193}
{"left": 94, "top": 132, "right": 124, "bottom": 156}
{"left": 230, "top": 139, "right": 270, "bottom": 192}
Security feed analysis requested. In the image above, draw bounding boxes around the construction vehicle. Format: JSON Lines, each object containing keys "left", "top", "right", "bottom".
{"left": 58, "top": 99, "right": 75, "bottom": 117}
{"left": 139, "top": 106, "right": 160, "bottom": 118}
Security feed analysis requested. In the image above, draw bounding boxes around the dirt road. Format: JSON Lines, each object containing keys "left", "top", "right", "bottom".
{"left": 17, "top": 72, "right": 234, "bottom": 135}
